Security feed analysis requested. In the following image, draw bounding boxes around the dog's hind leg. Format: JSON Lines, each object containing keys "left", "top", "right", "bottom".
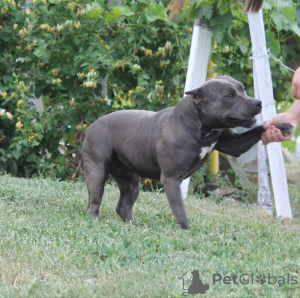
{"left": 110, "top": 168, "right": 141, "bottom": 222}
{"left": 84, "top": 159, "right": 110, "bottom": 218}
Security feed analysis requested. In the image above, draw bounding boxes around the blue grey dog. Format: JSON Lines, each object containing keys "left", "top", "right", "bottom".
{"left": 82, "top": 76, "right": 292, "bottom": 229}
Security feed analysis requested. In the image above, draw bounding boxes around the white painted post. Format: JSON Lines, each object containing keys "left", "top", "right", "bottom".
{"left": 180, "top": 19, "right": 212, "bottom": 199}
{"left": 248, "top": 11, "right": 292, "bottom": 218}
{"left": 253, "top": 74, "right": 273, "bottom": 215}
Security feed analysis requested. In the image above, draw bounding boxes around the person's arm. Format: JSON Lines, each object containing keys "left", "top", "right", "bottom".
{"left": 292, "top": 67, "right": 300, "bottom": 99}
{"left": 261, "top": 67, "right": 300, "bottom": 145}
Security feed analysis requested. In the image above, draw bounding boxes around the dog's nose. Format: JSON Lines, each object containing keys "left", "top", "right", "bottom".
{"left": 254, "top": 100, "right": 262, "bottom": 109}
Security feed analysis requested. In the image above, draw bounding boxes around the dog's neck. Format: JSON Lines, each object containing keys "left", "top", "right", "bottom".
{"left": 174, "top": 97, "right": 220, "bottom": 140}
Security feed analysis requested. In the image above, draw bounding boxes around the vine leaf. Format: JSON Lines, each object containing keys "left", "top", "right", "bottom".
{"left": 87, "top": 2, "right": 104, "bottom": 18}
{"left": 144, "top": 5, "right": 167, "bottom": 22}
{"left": 105, "top": 6, "right": 134, "bottom": 23}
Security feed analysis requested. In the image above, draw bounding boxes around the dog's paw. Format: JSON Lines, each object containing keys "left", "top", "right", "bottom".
{"left": 274, "top": 123, "right": 294, "bottom": 137}
{"left": 179, "top": 221, "right": 189, "bottom": 229}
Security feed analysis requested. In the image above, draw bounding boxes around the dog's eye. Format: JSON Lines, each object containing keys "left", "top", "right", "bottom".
{"left": 225, "top": 94, "right": 234, "bottom": 98}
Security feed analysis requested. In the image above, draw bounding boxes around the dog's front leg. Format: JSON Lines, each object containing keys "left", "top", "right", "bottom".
{"left": 161, "top": 176, "right": 188, "bottom": 229}
{"left": 216, "top": 123, "right": 293, "bottom": 157}
{"left": 215, "top": 125, "right": 265, "bottom": 157}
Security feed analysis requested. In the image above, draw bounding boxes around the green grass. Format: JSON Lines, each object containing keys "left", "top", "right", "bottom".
{"left": 0, "top": 174, "right": 300, "bottom": 297}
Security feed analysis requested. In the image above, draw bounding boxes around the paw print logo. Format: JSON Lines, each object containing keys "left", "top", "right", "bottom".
{"left": 256, "top": 274, "right": 266, "bottom": 284}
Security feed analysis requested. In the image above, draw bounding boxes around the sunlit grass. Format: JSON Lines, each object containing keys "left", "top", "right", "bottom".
{"left": 0, "top": 174, "right": 299, "bottom": 297}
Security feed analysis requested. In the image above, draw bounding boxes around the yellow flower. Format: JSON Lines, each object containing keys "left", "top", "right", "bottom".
{"left": 28, "top": 23, "right": 33, "bottom": 30}
{"left": 14, "top": 24, "right": 18, "bottom": 30}
{"left": 77, "top": 72, "right": 85, "bottom": 78}
{"left": 85, "top": 81, "right": 93, "bottom": 88}
{"left": 144, "top": 179, "right": 153, "bottom": 186}
{"left": 0, "top": 25, "right": 3, "bottom": 30}
{"left": 17, "top": 99, "right": 23, "bottom": 107}
{"left": 83, "top": 124, "right": 87, "bottom": 128}
{"left": 74, "top": 22, "right": 81, "bottom": 29}
{"left": 89, "top": 69, "right": 95, "bottom": 73}
{"left": 1, "top": 92, "right": 7, "bottom": 99}
{"left": 67, "top": 3, "right": 74, "bottom": 10}
{"left": 165, "top": 41, "right": 171, "bottom": 51}
{"left": 40, "top": 24, "right": 50, "bottom": 30}
{"left": 51, "top": 68, "right": 59, "bottom": 76}
{"left": 19, "top": 28, "right": 28, "bottom": 35}
{"left": 25, "top": 9, "right": 31, "bottom": 15}
{"left": 39, "top": 62, "right": 44, "bottom": 67}
{"left": 12, "top": 1, "right": 16, "bottom": 7}
{"left": 115, "top": 62, "right": 120, "bottom": 68}
{"left": 143, "top": 49, "right": 153, "bottom": 57}
{"left": 93, "top": 83, "right": 97, "bottom": 88}
{"left": 0, "top": 109, "right": 5, "bottom": 117}
{"left": 69, "top": 100, "right": 75, "bottom": 106}
{"left": 6, "top": 0, "right": 11, "bottom": 3}
{"left": 28, "top": 135, "right": 35, "bottom": 142}
{"left": 26, "top": 45, "right": 32, "bottom": 51}
{"left": 16, "top": 121, "right": 23, "bottom": 128}
{"left": 52, "top": 78, "right": 62, "bottom": 84}
{"left": 18, "top": 81, "right": 27, "bottom": 91}
{"left": 1, "top": 8, "right": 7, "bottom": 14}
{"left": 128, "top": 90, "right": 134, "bottom": 97}
{"left": 105, "top": 45, "right": 110, "bottom": 50}
{"left": 11, "top": 93, "right": 16, "bottom": 98}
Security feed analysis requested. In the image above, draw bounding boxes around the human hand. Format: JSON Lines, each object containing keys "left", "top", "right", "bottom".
{"left": 262, "top": 113, "right": 296, "bottom": 145}
{"left": 262, "top": 91, "right": 300, "bottom": 145}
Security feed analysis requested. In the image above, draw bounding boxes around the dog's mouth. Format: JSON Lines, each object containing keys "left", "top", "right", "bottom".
{"left": 226, "top": 117, "right": 257, "bottom": 127}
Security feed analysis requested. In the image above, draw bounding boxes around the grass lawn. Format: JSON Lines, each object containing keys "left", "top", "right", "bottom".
{"left": 0, "top": 173, "right": 300, "bottom": 297}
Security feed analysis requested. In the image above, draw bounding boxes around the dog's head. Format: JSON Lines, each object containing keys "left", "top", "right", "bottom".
{"left": 185, "top": 76, "right": 262, "bottom": 129}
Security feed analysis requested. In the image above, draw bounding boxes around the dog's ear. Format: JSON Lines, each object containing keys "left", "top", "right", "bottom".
{"left": 185, "top": 87, "right": 204, "bottom": 105}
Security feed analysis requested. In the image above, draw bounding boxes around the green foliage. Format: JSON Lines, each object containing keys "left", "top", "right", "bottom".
{"left": 0, "top": 0, "right": 191, "bottom": 178}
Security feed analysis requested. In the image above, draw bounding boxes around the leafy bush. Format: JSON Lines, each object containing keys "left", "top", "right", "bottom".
{"left": 0, "top": 0, "right": 191, "bottom": 178}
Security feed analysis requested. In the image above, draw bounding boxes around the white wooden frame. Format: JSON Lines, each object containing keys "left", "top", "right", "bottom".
{"left": 180, "top": 19, "right": 212, "bottom": 199}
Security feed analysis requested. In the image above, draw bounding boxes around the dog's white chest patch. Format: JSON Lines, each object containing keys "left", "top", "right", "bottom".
{"left": 199, "top": 141, "right": 217, "bottom": 159}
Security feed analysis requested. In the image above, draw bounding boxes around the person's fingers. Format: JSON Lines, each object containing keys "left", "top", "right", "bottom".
{"left": 262, "top": 125, "right": 292, "bottom": 145}
{"left": 261, "top": 133, "right": 269, "bottom": 145}
{"left": 261, "top": 125, "right": 276, "bottom": 145}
